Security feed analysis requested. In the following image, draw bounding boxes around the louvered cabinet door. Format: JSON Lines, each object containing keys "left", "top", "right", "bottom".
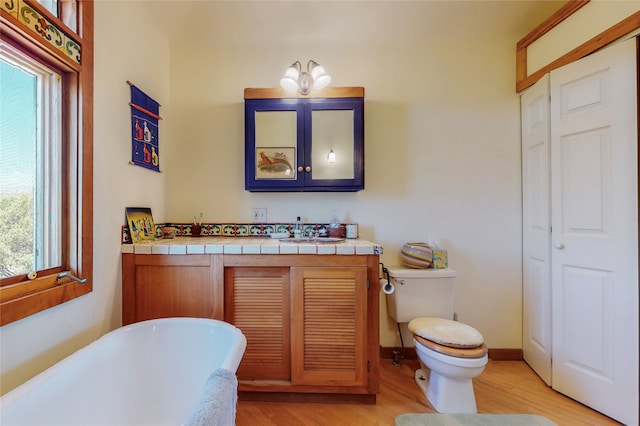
{"left": 225, "top": 267, "right": 291, "bottom": 380}
{"left": 290, "top": 266, "right": 368, "bottom": 387}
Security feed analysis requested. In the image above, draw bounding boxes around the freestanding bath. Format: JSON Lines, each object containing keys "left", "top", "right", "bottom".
{"left": 0, "top": 317, "right": 247, "bottom": 426}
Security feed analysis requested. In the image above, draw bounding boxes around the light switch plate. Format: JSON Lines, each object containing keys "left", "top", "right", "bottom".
{"left": 252, "top": 208, "right": 267, "bottom": 222}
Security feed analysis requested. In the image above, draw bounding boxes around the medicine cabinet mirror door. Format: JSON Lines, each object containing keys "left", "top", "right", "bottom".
{"left": 245, "top": 100, "right": 305, "bottom": 191}
{"left": 304, "top": 100, "right": 364, "bottom": 191}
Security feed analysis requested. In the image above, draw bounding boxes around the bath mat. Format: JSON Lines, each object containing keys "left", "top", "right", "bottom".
{"left": 395, "top": 413, "right": 558, "bottom": 426}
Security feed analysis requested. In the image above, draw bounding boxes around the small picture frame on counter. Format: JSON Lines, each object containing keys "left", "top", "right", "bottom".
{"left": 125, "top": 207, "right": 156, "bottom": 243}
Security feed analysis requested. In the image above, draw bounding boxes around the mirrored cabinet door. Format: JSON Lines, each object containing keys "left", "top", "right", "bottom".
{"left": 305, "top": 100, "right": 363, "bottom": 190}
{"left": 245, "top": 100, "right": 305, "bottom": 191}
{"left": 255, "top": 110, "right": 298, "bottom": 180}
{"left": 310, "top": 110, "right": 354, "bottom": 180}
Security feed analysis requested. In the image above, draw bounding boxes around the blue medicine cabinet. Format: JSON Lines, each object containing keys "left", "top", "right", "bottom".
{"left": 244, "top": 88, "right": 364, "bottom": 192}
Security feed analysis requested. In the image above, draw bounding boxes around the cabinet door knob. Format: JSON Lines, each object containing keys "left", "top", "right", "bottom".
{"left": 305, "top": 166, "right": 311, "bottom": 172}
{"left": 553, "top": 242, "right": 566, "bottom": 249}
{"left": 297, "top": 166, "right": 304, "bottom": 173}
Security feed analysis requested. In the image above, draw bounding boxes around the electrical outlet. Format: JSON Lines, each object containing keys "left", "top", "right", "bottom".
{"left": 252, "top": 208, "right": 267, "bottom": 222}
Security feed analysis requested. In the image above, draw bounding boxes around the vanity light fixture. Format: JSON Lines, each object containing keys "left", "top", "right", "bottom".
{"left": 280, "top": 60, "right": 331, "bottom": 95}
{"left": 327, "top": 149, "right": 336, "bottom": 164}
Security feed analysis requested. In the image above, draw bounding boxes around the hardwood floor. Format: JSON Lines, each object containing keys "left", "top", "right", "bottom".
{"left": 235, "top": 359, "right": 621, "bottom": 425}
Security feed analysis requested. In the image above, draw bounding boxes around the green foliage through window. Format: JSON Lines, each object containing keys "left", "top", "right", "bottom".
{"left": 0, "top": 193, "right": 34, "bottom": 277}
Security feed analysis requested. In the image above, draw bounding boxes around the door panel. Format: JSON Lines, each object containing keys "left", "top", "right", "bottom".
{"left": 521, "top": 74, "right": 552, "bottom": 385}
{"left": 561, "top": 266, "right": 612, "bottom": 373}
{"left": 225, "top": 267, "right": 291, "bottom": 380}
{"left": 130, "top": 255, "right": 219, "bottom": 322}
{"left": 560, "top": 128, "right": 610, "bottom": 236}
{"left": 290, "top": 267, "right": 367, "bottom": 387}
{"left": 550, "top": 37, "right": 638, "bottom": 425}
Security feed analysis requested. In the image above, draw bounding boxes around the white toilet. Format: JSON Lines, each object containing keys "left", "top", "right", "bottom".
{"left": 385, "top": 267, "right": 488, "bottom": 414}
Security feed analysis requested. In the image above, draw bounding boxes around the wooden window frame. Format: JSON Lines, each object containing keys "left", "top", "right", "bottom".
{"left": 516, "top": 0, "right": 640, "bottom": 92}
{"left": 0, "top": 0, "right": 93, "bottom": 326}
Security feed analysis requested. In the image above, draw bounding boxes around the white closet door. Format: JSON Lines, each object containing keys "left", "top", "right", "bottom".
{"left": 550, "top": 37, "right": 638, "bottom": 425}
{"left": 521, "top": 74, "right": 552, "bottom": 385}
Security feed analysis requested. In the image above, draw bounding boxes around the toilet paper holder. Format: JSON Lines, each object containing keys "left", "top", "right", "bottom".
{"left": 380, "top": 263, "right": 394, "bottom": 294}
{"left": 380, "top": 262, "right": 407, "bottom": 365}
{"left": 380, "top": 262, "right": 389, "bottom": 283}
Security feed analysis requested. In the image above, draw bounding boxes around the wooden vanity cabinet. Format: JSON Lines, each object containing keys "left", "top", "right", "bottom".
{"left": 122, "top": 252, "right": 380, "bottom": 403}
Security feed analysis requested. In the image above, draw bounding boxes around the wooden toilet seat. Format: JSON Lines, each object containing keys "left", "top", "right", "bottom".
{"left": 414, "top": 335, "right": 488, "bottom": 358}
{"left": 409, "top": 317, "right": 488, "bottom": 358}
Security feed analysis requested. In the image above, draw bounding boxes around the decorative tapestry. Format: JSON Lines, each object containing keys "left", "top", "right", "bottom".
{"left": 129, "top": 82, "right": 161, "bottom": 172}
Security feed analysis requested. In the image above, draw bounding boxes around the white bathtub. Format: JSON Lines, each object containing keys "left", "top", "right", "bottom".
{"left": 0, "top": 317, "right": 246, "bottom": 426}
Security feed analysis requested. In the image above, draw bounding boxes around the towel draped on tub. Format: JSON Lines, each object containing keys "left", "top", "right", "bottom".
{"left": 185, "top": 368, "right": 239, "bottom": 426}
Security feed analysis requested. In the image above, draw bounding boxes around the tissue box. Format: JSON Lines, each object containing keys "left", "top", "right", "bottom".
{"left": 433, "top": 249, "right": 448, "bottom": 269}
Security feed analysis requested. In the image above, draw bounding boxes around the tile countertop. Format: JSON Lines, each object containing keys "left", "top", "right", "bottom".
{"left": 121, "top": 237, "right": 383, "bottom": 256}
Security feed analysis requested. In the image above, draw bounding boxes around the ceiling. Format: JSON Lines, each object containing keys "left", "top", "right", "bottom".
{"left": 141, "top": 1, "right": 566, "bottom": 48}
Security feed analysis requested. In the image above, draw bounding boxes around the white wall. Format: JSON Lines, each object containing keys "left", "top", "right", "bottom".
{"left": 0, "top": 1, "right": 171, "bottom": 395}
{"left": 165, "top": 12, "right": 525, "bottom": 350}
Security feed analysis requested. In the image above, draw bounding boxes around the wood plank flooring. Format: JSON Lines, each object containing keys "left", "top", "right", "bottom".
{"left": 235, "top": 359, "right": 621, "bottom": 425}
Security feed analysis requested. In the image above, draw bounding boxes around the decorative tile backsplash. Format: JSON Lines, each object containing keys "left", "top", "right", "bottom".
{"left": 122, "top": 222, "right": 331, "bottom": 244}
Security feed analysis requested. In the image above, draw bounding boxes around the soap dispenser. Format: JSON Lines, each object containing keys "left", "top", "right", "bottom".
{"left": 294, "top": 216, "right": 303, "bottom": 238}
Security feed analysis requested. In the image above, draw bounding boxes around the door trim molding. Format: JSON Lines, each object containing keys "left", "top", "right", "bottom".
{"left": 516, "top": 1, "right": 640, "bottom": 92}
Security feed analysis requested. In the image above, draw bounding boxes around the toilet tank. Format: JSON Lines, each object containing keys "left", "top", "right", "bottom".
{"left": 385, "top": 267, "right": 456, "bottom": 323}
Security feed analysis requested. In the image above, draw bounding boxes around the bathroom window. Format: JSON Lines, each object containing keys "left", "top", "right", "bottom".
{"left": 0, "top": 0, "right": 93, "bottom": 326}
{"left": 1, "top": 46, "right": 63, "bottom": 279}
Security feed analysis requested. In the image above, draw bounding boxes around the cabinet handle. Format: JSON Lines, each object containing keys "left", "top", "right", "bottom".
{"left": 553, "top": 242, "right": 566, "bottom": 249}
{"left": 297, "top": 166, "right": 304, "bottom": 173}
{"left": 305, "top": 166, "right": 311, "bottom": 172}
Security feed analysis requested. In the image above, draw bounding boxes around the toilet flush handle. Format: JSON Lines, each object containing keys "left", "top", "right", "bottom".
{"left": 553, "top": 242, "right": 566, "bottom": 249}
